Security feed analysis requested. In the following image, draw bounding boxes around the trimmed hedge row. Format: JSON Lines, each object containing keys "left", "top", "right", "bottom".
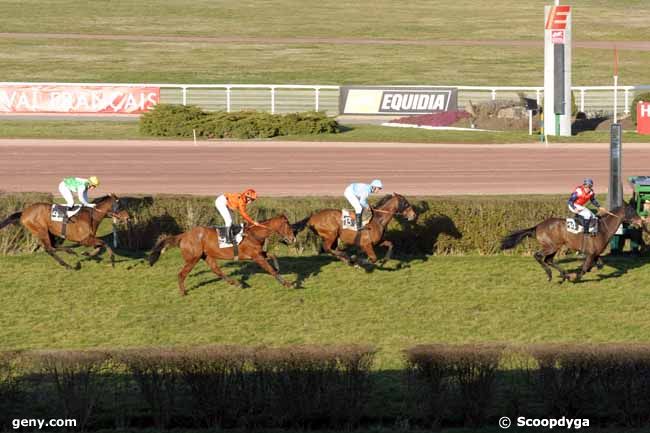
{"left": 2, "top": 193, "right": 638, "bottom": 256}
{"left": 6, "top": 344, "right": 650, "bottom": 430}
{"left": 139, "top": 104, "right": 339, "bottom": 139}
{"left": 1, "top": 345, "right": 375, "bottom": 430}
{"left": 405, "top": 343, "right": 650, "bottom": 429}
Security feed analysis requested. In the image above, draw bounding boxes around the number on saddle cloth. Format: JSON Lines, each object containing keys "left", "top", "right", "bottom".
{"left": 50, "top": 204, "right": 82, "bottom": 222}
{"left": 341, "top": 209, "right": 368, "bottom": 231}
{"left": 215, "top": 224, "right": 244, "bottom": 247}
{"left": 565, "top": 217, "right": 598, "bottom": 234}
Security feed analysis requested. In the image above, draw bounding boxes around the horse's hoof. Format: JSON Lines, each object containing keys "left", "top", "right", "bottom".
{"left": 74, "top": 262, "right": 81, "bottom": 271}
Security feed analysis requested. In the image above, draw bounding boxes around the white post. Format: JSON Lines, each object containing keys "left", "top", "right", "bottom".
{"left": 226, "top": 87, "right": 231, "bottom": 113}
{"left": 315, "top": 87, "right": 320, "bottom": 112}
{"left": 580, "top": 88, "right": 585, "bottom": 113}
{"left": 536, "top": 89, "right": 541, "bottom": 105}
{"left": 491, "top": 89, "right": 496, "bottom": 100}
{"left": 182, "top": 86, "right": 187, "bottom": 106}
{"left": 614, "top": 76, "right": 619, "bottom": 123}
{"left": 271, "top": 86, "right": 276, "bottom": 114}
{"left": 624, "top": 88, "right": 630, "bottom": 114}
{"left": 528, "top": 110, "right": 533, "bottom": 135}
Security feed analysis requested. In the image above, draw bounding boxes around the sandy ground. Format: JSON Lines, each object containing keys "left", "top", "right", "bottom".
{"left": 1, "top": 139, "right": 648, "bottom": 197}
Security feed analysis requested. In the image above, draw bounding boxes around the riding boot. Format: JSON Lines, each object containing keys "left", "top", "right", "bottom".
{"left": 590, "top": 219, "right": 598, "bottom": 237}
{"left": 230, "top": 226, "right": 239, "bottom": 260}
{"left": 356, "top": 213, "right": 364, "bottom": 231}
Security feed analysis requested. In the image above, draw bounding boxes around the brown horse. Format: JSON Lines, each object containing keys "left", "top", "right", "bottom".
{"left": 0, "top": 194, "right": 130, "bottom": 269}
{"left": 148, "top": 215, "right": 296, "bottom": 295}
{"left": 292, "top": 193, "right": 417, "bottom": 266}
{"left": 500, "top": 202, "right": 645, "bottom": 282}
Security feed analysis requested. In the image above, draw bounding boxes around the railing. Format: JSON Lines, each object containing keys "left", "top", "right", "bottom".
{"left": 1, "top": 82, "right": 649, "bottom": 116}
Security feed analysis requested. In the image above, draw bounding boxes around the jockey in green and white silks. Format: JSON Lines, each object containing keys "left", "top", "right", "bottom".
{"left": 58, "top": 176, "right": 100, "bottom": 209}
{"left": 343, "top": 179, "right": 383, "bottom": 230}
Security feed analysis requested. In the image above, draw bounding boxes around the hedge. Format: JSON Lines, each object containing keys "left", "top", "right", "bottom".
{"left": 3, "top": 193, "right": 641, "bottom": 256}
{"left": 2, "top": 345, "right": 375, "bottom": 430}
{"left": 6, "top": 344, "right": 650, "bottom": 430}
{"left": 139, "top": 104, "right": 339, "bottom": 139}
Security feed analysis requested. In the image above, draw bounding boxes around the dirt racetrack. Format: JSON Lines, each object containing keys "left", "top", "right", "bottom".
{"left": 1, "top": 139, "right": 648, "bottom": 197}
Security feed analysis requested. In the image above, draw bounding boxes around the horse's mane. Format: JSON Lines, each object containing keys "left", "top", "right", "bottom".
{"left": 375, "top": 193, "right": 409, "bottom": 212}
{"left": 375, "top": 194, "right": 394, "bottom": 208}
{"left": 92, "top": 195, "right": 112, "bottom": 204}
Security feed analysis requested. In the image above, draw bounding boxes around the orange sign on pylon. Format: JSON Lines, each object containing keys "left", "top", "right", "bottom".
{"left": 545, "top": 5, "right": 571, "bottom": 30}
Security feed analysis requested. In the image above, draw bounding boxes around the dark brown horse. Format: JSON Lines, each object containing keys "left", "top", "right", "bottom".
{"left": 292, "top": 193, "right": 417, "bottom": 266}
{"left": 0, "top": 194, "right": 129, "bottom": 269}
{"left": 500, "top": 202, "right": 644, "bottom": 282}
{"left": 148, "top": 215, "right": 296, "bottom": 295}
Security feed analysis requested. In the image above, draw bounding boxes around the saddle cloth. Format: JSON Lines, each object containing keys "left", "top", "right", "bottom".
{"left": 50, "top": 204, "right": 82, "bottom": 222}
{"left": 215, "top": 224, "right": 244, "bottom": 248}
{"left": 565, "top": 218, "right": 598, "bottom": 235}
{"left": 341, "top": 209, "right": 370, "bottom": 231}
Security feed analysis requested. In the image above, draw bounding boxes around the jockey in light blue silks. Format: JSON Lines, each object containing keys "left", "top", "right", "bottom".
{"left": 343, "top": 179, "right": 383, "bottom": 230}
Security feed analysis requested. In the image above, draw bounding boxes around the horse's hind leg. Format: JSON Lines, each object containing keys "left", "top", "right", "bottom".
{"left": 205, "top": 256, "right": 241, "bottom": 288}
{"left": 322, "top": 233, "right": 352, "bottom": 265}
{"left": 178, "top": 256, "right": 200, "bottom": 296}
{"left": 544, "top": 251, "right": 567, "bottom": 280}
{"left": 534, "top": 251, "right": 554, "bottom": 281}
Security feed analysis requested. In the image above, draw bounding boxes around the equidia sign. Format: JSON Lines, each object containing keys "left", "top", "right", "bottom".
{"left": 340, "top": 86, "right": 458, "bottom": 115}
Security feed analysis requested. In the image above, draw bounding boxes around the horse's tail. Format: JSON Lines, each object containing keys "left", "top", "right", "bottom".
{"left": 500, "top": 226, "right": 537, "bottom": 250}
{"left": 291, "top": 216, "right": 311, "bottom": 234}
{"left": 0, "top": 212, "right": 22, "bottom": 230}
{"left": 149, "top": 234, "right": 182, "bottom": 266}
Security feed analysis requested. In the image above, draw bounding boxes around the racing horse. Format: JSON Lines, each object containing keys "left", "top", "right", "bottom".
{"left": 500, "top": 201, "right": 645, "bottom": 282}
{"left": 148, "top": 214, "right": 296, "bottom": 295}
{"left": 292, "top": 193, "right": 417, "bottom": 266}
{"left": 0, "top": 194, "right": 130, "bottom": 269}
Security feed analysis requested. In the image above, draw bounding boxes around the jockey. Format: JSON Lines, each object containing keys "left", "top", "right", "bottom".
{"left": 214, "top": 188, "right": 261, "bottom": 245}
{"left": 58, "top": 176, "right": 100, "bottom": 210}
{"left": 343, "top": 179, "right": 383, "bottom": 230}
{"left": 567, "top": 178, "right": 606, "bottom": 236}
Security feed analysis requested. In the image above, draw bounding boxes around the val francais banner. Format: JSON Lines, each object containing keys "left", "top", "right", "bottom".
{"left": 0, "top": 85, "right": 160, "bottom": 114}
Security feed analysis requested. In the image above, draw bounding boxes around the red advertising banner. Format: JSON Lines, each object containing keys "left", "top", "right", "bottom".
{"left": 0, "top": 85, "right": 160, "bottom": 114}
{"left": 638, "top": 101, "right": 650, "bottom": 135}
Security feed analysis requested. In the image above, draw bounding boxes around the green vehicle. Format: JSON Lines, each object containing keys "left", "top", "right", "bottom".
{"left": 610, "top": 176, "right": 650, "bottom": 254}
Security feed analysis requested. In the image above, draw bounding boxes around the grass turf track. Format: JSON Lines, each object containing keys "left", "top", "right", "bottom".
{"left": 2, "top": 120, "right": 650, "bottom": 143}
{"left": 1, "top": 1, "right": 650, "bottom": 85}
{"left": 2, "top": 248, "right": 650, "bottom": 370}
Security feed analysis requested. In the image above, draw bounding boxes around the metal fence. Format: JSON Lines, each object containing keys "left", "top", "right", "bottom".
{"left": 165, "top": 84, "right": 650, "bottom": 116}
{"left": 2, "top": 82, "right": 649, "bottom": 116}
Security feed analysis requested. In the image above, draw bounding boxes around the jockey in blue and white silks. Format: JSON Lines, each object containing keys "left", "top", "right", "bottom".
{"left": 343, "top": 179, "right": 383, "bottom": 230}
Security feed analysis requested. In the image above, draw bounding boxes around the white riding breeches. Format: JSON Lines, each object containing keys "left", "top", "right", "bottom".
{"left": 344, "top": 186, "right": 363, "bottom": 214}
{"left": 59, "top": 182, "right": 75, "bottom": 207}
{"left": 568, "top": 204, "right": 595, "bottom": 220}
{"left": 215, "top": 194, "right": 232, "bottom": 227}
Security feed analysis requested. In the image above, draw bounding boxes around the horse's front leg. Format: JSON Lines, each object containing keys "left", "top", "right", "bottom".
{"left": 252, "top": 254, "right": 294, "bottom": 288}
{"left": 378, "top": 240, "right": 393, "bottom": 264}
{"left": 82, "top": 237, "right": 114, "bottom": 267}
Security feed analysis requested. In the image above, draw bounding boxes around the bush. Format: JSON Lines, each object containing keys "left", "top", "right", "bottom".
{"left": 631, "top": 92, "right": 650, "bottom": 125}
{"left": 405, "top": 344, "right": 504, "bottom": 427}
{"left": 140, "top": 105, "right": 338, "bottom": 139}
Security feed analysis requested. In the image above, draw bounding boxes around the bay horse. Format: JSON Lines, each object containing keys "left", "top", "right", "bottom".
{"left": 0, "top": 194, "right": 129, "bottom": 269}
{"left": 500, "top": 202, "right": 644, "bottom": 282}
{"left": 292, "top": 193, "right": 417, "bottom": 266}
{"left": 148, "top": 215, "right": 296, "bottom": 295}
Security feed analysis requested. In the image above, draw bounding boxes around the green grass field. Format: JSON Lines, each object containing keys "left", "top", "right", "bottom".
{"left": 2, "top": 120, "right": 650, "bottom": 143}
{"left": 2, "top": 249, "right": 650, "bottom": 369}
{"left": 0, "top": 1, "right": 649, "bottom": 85}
